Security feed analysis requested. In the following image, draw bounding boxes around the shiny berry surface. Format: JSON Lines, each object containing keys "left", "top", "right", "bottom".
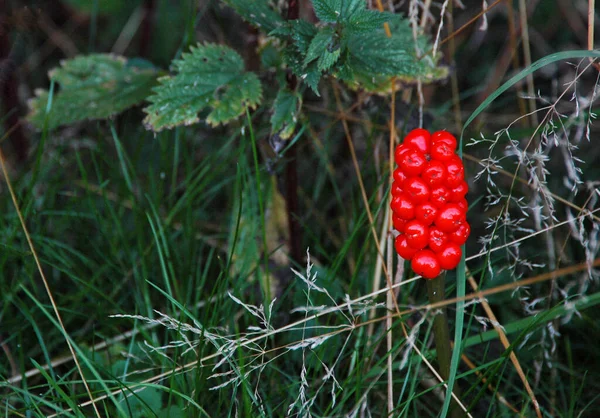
{"left": 449, "top": 181, "right": 468, "bottom": 202}
{"left": 392, "top": 215, "right": 408, "bottom": 233}
{"left": 411, "top": 250, "right": 441, "bottom": 279}
{"left": 395, "top": 234, "right": 418, "bottom": 260}
{"left": 438, "top": 243, "right": 462, "bottom": 270}
{"left": 391, "top": 128, "right": 470, "bottom": 276}
{"left": 435, "top": 204, "right": 465, "bottom": 232}
{"left": 391, "top": 193, "right": 415, "bottom": 220}
{"left": 456, "top": 198, "right": 468, "bottom": 213}
{"left": 403, "top": 128, "right": 431, "bottom": 154}
{"left": 449, "top": 222, "right": 470, "bottom": 245}
{"left": 404, "top": 177, "right": 430, "bottom": 204}
{"left": 393, "top": 169, "right": 407, "bottom": 188}
{"left": 428, "top": 226, "right": 449, "bottom": 252}
{"left": 430, "top": 186, "right": 450, "bottom": 208}
{"left": 431, "top": 131, "right": 457, "bottom": 151}
{"left": 399, "top": 149, "right": 427, "bottom": 176}
{"left": 430, "top": 141, "right": 454, "bottom": 162}
{"left": 445, "top": 157, "right": 465, "bottom": 188}
{"left": 415, "top": 202, "right": 438, "bottom": 226}
{"left": 405, "top": 220, "right": 429, "bottom": 250}
{"left": 422, "top": 161, "right": 447, "bottom": 187}
{"left": 394, "top": 145, "right": 412, "bottom": 166}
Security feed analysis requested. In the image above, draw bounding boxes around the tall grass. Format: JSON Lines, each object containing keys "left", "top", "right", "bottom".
{"left": 2, "top": 1, "right": 600, "bottom": 417}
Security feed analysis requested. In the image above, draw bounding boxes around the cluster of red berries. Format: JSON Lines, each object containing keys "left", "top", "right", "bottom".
{"left": 391, "top": 129, "right": 470, "bottom": 279}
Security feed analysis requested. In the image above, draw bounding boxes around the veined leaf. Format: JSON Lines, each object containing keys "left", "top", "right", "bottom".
{"left": 341, "top": 18, "right": 448, "bottom": 90}
{"left": 271, "top": 89, "right": 301, "bottom": 140}
{"left": 346, "top": 18, "right": 426, "bottom": 77}
{"left": 222, "top": 0, "right": 285, "bottom": 33}
{"left": 143, "top": 43, "right": 262, "bottom": 131}
{"left": 312, "top": 0, "right": 363, "bottom": 23}
{"left": 304, "top": 27, "right": 335, "bottom": 67}
{"left": 289, "top": 19, "right": 318, "bottom": 54}
{"left": 346, "top": 9, "right": 393, "bottom": 33}
{"left": 27, "top": 54, "right": 160, "bottom": 130}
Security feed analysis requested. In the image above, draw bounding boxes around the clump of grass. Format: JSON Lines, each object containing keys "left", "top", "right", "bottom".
{"left": 3, "top": 1, "right": 600, "bottom": 418}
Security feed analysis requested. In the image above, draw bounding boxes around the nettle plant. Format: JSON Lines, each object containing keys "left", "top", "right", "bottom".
{"left": 28, "top": 0, "right": 446, "bottom": 137}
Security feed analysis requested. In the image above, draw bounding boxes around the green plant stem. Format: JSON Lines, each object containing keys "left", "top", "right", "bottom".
{"left": 426, "top": 274, "right": 464, "bottom": 418}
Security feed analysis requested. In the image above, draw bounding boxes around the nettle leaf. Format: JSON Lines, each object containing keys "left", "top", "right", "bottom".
{"left": 143, "top": 43, "right": 262, "bottom": 131}
{"left": 271, "top": 89, "right": 301, "bottom": 140}
{"left": 289, "top": 19, "right": 318, "bottom": 54}
{"left": 343, "top": 18, "right": 447, "bottom": 86}
{"left": 27, "top": 54, "right": 159, "bottom": 130}
{"left": 222, "top": 0, "right": 285, "bottom": 33}
{"left": 346, "top": 9, "right": 394, "bottom": 33}
{"left": 304, "top": 27, "right": 335, "bottom": 67}
{"left": 302, "top": 63, "right": 322, "bottom": 95}
{"left": 312, "top": 0, "right": 363, "bottom": 23}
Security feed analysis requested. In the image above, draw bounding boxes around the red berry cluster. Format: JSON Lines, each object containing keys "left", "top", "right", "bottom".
{"left": 391, "top": 129, "right": 470, "bottom": 279}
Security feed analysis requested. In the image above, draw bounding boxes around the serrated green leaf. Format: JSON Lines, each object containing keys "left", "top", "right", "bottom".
{"left": 206, "top": 73, "right": 262, "bottom": 126}
{"left": 346, "top": 18, "right": 433, "bottom": 77}
{"left": 304, "top": 27, "right": 335, "bottom": 67}
{"left": 317, "top": 49, "right": 341, "bottom": 72}
{"left": 346, "top": 9, "right": 393, "bottom": 33}
{"left": 143, "top": 43, "right": 262, "bottom": 131}
{"left": 290, "top": 19, "right": 318, "bottom": 54}
{"left": 302, "top": 64, "right": 322, "bottom": 96}
{"left": 312, "top": 0, "right": 343, "bottom": 22}
{"left": 27, "top": 54, "right": 160, "bottom": 130}
{"left": 312, "top": 0, "right": 364, "bottom": 23}
{"left": 271, "top": 89, "right": 301, "bottom": 139}
{"left": 222, "top": 0, "right": 285, "bottom": 33}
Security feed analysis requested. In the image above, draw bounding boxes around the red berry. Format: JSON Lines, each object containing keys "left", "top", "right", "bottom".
{"left": 438, "top": 243, "right": 462, "bottom": 270}
{"left": 393, "top": 169, "right": 407, "bottom": 188}
{"left": 445, "top": 157, "right": 465, "bottom": 188}
{"left": 428, "top": 226, "right": 449, "bottom": 252}
{"left": 392, "top": 181, "right": 403, "bottom": 197}
{"left": 404, "top": 177, "right": 430, "bottom": 204}
{"left": 456, "top": 198, "right": 468, "bottom": 213}
{"left": 415, "top": 202, "right": 438, "bottom": 226}
{"left": 411, "top": 250, "right": 441, "bottom": 279}
{"left": 430, "top": 186, "right": 450, "bottom": 208}
{"left": 431, "top": 131, "right": 457, "bottom": 152}
{"left": 405, "top": 220, "right": 429, "bottom": 250}
{"left": 399, "top": 149, "right": 427, "bottom": 176}
{"left": 394, "top": 145, "right": 411, "bottom": 166}
{"left": 430, "top": 141, "right": 454, "bottom": 162}
{"left": 448, "top": 181, "right": 468, "bottom": 202}
{"left": 449, "top": 222, "right": 470, "bottom": 245}
{"left": 435, "top": 204, "right": 466, "bottom": 232}
{"left": 392, "top": 215, "right": 408, "bottom": 233}
{"left": 422, "top": 160, "right": 447, "bottom": 187}
{"left": 403, "top": 128, "right": 431, "bottom": 154}
{"left": 395, "top": 234, "right": 418, "bottom": 260}
{"left": 391, "top": 193, "right": 415, "bottom": 220}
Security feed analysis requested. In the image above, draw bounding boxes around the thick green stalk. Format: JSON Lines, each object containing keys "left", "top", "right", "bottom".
{"left": 426, "top": 274, "right": 464, "bottom": 418}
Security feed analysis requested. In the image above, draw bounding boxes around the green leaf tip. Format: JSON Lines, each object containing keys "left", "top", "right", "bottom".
{"left": 27, "top": 54, "right": 160, "bottom": 130}
{"left": 143, "top": 43, "right": 263, "bottom": 132}
{"left": 271, "top": 89, "right": 302, "bottom": 140}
